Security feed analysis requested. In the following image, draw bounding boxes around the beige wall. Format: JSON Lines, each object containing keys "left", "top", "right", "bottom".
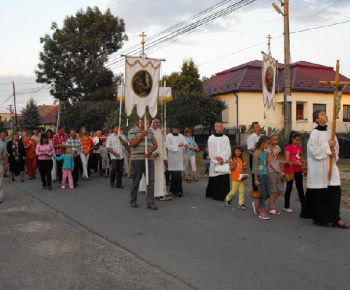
{"left": 217, "top": 91, "right": 350, "bottom": 133}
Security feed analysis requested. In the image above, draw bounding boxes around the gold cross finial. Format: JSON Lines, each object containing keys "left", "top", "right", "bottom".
{"left": 267, "top": 34, "right": 272, "bottom": 56}
{"left": 140, "top": 32, "right": 147, "bottom": 43}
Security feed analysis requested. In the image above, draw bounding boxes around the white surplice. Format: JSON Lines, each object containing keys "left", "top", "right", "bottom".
{"left": 208, "top": 134, "right": 231, "bottom": 177}
{"left": 166, "top": 133, "right": 186, "bottom": 171}
{"left": 307, "top": 128, "right": 340, "bottom": 189}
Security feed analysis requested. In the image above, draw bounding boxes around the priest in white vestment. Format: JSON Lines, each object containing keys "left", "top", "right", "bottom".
{"left": 300, "top": 110, "right": 348, "bottom": 228}
{"left": 206, "top": 121, "right": 231, "bottom": 201}
{"left": 166, "top": 123, "right": 187, "bottom": 197}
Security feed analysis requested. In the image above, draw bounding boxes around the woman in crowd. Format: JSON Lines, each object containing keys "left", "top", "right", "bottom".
{"left": 183, "top": 127, "right": 199, "bottom": 182}
{"left": 23, "top": 132, "right": 36, "bottom": 180}
{"left": 7, "top": 132, "right": 26, "bottom": 182}
{"left": 79, "top": 126, "right": 91, "bottom": 180}
{"left": 36, "top": 133, "right": 55, "bottom": 190}
{"left": 47, "top": 129, "right": 56, "bottom": 181}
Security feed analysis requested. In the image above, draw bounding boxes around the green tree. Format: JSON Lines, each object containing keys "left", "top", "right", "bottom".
{"left": 60, "top": 100, "right": 116, "bottom": 131}
{"left": 35, "top": 6, "right": 128, "bottom": 104}
{"left": 164, "top": 59, "right": 203, "bottom": 92}
{"left": 166, "top": 91, "right": 226, "bottom": 130}
{"left": 19, "top": 98, "right": 42, "bottom": 131}
{"left": 162, "top": 59, "right": 226, "bottom": 129}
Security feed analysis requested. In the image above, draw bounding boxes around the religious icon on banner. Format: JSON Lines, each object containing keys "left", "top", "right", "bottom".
{"left": 262, "top": 53, "right": 278, "bottom": 109}
{"left": 132, "top": 70, "right": 153, "bottom": 98}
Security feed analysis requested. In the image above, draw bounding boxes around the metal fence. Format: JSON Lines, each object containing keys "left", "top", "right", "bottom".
{"left": 193, "top": 127, "right": 238, "bottom": 149}
{"left": 338, "top": 136, "right": 350, "bottom": 158}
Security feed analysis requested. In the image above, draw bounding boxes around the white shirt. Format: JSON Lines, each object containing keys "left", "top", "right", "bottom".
{"left": 106, "top": 134, "right": 125, "bottom": 160}
{"left": 247, "top": 133, "right": 262, "bottom": 154}
{"left": 208, "top": 134, "right": 231, "bottom": 177}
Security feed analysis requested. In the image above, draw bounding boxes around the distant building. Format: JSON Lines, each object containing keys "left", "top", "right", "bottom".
{"left": 37, "top": 103, "right": 58, "bottom": 132}
{"left": 204, "top": 60, "right": 350, "bottom": 133}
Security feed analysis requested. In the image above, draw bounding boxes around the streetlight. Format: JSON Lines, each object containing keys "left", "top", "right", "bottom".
{"left": 272, "top": 0, "right": 291, "bottom": 138}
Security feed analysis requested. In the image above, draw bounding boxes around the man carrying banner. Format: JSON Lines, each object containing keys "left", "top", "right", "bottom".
{"left": 128, "top": 117, "right": 158, "bottom": 210}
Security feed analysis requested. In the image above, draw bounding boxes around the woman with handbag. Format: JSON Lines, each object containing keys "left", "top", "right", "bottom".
{"left": 252, "top": 136, "right": 271, "bottom": 220}
{"left": 283, "top": 131, "right": 307, "bottom": 213}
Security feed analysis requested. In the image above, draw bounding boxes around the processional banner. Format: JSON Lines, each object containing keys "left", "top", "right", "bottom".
{"left": 125, "top": 56, "right": 161, "bottom": 117}
{"left": 262, "top": 53, "right": 277, "bottom": 109}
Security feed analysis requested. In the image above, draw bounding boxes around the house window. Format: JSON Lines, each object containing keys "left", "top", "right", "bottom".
{"left": 296, "top": 103, "right": 304, "bottom": 120}
{"left": 221, "top": 107, "right": 229, "bottom": 123}
{"left": 313, "top": 104, "right": 326, "bottom": 113}
{"left": 344, "top": 105, "right": 350, "bottom": 122}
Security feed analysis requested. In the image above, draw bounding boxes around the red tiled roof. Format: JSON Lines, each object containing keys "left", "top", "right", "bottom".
{"left": 204, "top": 60, "right": 350, "bottom": 96}
{"left": 42, "top": 106, "right": 58, "bottom": 124}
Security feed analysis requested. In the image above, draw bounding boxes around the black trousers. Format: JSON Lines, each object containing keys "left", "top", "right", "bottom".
{"left": 249, "top": 154, "right": 258, "bottom": 191}
{"left": 284, "top": 171, "right": 304, "bottom": 208}
{"left": 38, "top": 160, "right": 53, "bottom": 187}
{"left": 73, "top": 155, "right": 81, "bottom": 186}
{"left": 111, "top": 159, "right": 124, "bottom": 186}
{"left": 56, "top": 157, "right": 63, "bottom": 182}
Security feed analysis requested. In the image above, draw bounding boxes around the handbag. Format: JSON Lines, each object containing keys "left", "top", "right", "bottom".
{"left": 250, "top": 185, "right": 261, "bottom": 199}
{"left": 281, "top": 163, "right": 294, "bottom": 182}
{"left": 214, "top": 163, "right": 230, "bottom": 174}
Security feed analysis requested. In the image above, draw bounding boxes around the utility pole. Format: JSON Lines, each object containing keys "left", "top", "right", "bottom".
{"left": 273, "top": 0, "right": 291, "bottom": 138}
{"left": 12, "top": 81, "right": 18, "bottom": 130}
{"left": 7, "top": 104, "right": 13, "bottom": 133}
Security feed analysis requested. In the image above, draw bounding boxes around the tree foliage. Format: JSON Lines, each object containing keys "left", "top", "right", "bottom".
{"left": 35, "top": 6, "right": 128, "bottom": 104}
{"left": 162, "top": 59, "right": 226, "bottom": 130}
{"left": 166, "top": 91, "right": 227, "bottom": 130}
{"left": 60, "top": 100, "right": 117, "bottom": 131}
{"left": 163, "top": 59, "right": 203, "bottom": 92}
{"left": 19, "top": 98, "right": 42, "bottom": 131}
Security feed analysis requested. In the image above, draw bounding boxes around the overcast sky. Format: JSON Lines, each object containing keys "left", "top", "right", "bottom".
{"left": 1, "top": 0, "right": 349, "bottom": 112}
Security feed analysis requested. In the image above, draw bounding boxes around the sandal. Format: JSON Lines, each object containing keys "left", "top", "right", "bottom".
{"left": 193, "top": 178, "right": 199, "bottom": 182}
{"left": 130, "top": 202, "right": 139, "bottom": 208}
{"left": 332, "top": 221, "right": 349, "bottom": 229}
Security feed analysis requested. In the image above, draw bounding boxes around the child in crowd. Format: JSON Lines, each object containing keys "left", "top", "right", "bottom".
{"left": 99, "top": 140, "right": 110, "bottom": 177}
{"left": 266, "top": 133, "right": 286, "bottom": 215}
{"left": 203, "top": 146, "right": 210, "bottom": 177}
{"left": 225, "top": 145, "right": 247, "bottom": 209}
{"left": 54, "top": 146, "right": 74, "bottom": 189}
{"left": 252, "top": 135, "right": 271, "bottom": 220}
{"left": 283, "top": 131, "right": 307, "bottom": 212}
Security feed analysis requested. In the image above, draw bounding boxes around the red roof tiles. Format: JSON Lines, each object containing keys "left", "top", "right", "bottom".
{"left": 204, "top": 60, "right": 350, "bottom": 96}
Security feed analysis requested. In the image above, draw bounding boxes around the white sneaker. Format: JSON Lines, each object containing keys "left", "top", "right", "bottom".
{"left": 160, "top": 195, "right": 172, "bottom": 201}
{"left": 269, "top": 208, "right": 280, "bottom": 215}
{"left": 259, "top": 214, "right": 270, "bottom": 220}
{"left": 284, "top": 208, "right": 293, "bottom": 213}
{"left": 62, "top": 186, "right": 65, "bottom": 189}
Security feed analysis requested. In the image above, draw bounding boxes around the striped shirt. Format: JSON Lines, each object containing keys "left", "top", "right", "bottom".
{"left": 128, "top": 127, "right": 156, "bottom": 160}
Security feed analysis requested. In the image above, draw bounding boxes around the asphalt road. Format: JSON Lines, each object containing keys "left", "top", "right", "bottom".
{"left": 1, "top": 173, "right": 349, "bottom": 289}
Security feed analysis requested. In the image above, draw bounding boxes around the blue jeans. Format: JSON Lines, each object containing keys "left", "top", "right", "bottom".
{"left": 258, "top": 175, "right": 270, "bottom": 209}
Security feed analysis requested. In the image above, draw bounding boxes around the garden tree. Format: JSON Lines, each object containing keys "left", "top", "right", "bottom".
{"left": 163, "top": 59, "right": 203, "bottom": 92}
{"left": 166, "top": 91, "right": 227, "bottom": 130}
{"left": 162, "top": 59, "right": 226, "bottom": 129}
{"left": 60, "top": 100, "right": 116, "bottom": 131}
{"left": 35, "top": 6, "right": 128, "bottom": 104}
{"left": 19, "top": 98, "right": 42, "bottom": 131}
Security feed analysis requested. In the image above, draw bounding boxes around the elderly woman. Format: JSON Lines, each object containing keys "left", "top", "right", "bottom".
{"left": 7, "top": 132, "right": 26, "bottom": 182}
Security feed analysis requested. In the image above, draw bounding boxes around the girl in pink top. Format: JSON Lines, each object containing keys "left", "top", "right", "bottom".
{"left": 36, "top": 133, "right": 55, "bottom": 190}
{"left": 283, "top": 131, "right": 307, "bottom": 212}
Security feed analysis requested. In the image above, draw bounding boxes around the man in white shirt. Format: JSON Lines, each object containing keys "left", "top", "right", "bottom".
{"left": 246, "top": 122, "right": 262, "bottom": 191}
{"left": 106, "top": 125, "right": 128, "bottom": 188}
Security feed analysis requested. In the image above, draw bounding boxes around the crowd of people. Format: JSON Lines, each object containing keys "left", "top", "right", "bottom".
{"left": 0, "top": 110, "right": 348, "bottom": 228}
